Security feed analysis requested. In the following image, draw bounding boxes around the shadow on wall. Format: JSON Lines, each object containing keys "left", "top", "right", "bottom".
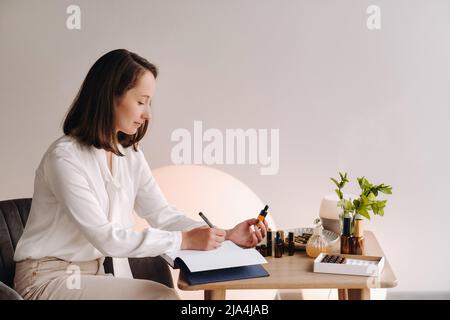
{"left": 133, "top": 165, "right": 278, "bottom": 300}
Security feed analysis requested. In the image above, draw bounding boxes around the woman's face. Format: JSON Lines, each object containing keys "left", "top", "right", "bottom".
{"left": 114, "top": 71, "right": 156, "bottom": 135}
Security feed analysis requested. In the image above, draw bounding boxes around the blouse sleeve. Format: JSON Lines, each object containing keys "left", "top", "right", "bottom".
{"left": 44, "top": 147, "right": 182, "bottom": 257}
{"left": 133, "top": 148, "right": 207, "bottom": 232}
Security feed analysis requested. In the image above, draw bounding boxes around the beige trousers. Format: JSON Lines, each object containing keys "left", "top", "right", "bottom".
{"left": 14, "top": 257, "right": 180, "bottom": 300}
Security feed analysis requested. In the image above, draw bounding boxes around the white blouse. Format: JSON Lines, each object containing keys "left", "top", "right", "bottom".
{"left": 14, "top": 135, "right": 206, "bottom": 265}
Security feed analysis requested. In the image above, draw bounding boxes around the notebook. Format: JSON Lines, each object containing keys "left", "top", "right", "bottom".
{"left": 161, "top": 240, "right": 269, "bottom": 285}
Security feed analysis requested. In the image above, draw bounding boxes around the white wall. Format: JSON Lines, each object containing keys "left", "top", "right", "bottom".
{"left": 1, "top": 0, "right": 449, "bottom": 292}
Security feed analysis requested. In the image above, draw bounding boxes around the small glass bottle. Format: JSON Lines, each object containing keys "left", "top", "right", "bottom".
{"left": 306, "top": 219, "right": 330, "bottom": 258}
{"left": 288, "top": 232, "right": 295, "bottom": 256}
{"left": 350, "top": 214, "right": 365, "bottom": 255}
{"left": 266, "top": 228, "right": 273, "bottom": 256}
{"left": 340, "top": 211, "right": 353, "bottom": 254}
{"left": 257, "top": 205, "right": 269, "bottom": 224}
{"left": 260, "top": 244, "right": 267, "bottom": 257}
{"left": 279, "top": 230, "right": 285, "bottom": 255}
{"left": 275, "top": 231, "right": 283, "bottom": 258}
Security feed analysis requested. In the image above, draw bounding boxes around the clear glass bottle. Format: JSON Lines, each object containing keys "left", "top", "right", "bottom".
{"left": 306, "top": 218, "right": 330, "bottom": 258}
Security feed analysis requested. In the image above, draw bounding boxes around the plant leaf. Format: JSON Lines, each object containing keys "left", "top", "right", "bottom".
{"left": 361, "top": 194, "right": 370, "bottom": 205}
{"left": 343, "top": 199, "right": 354, "bottom": 211}
{"left": 330, "top": 177, "right": 339, "bottom": 187}
{"left": 380, "top": 185, "right": 393, "bottom": 194}
{"left": 357, "top": 177, "right": 364, "bottom": 189}
{"left": 358, "top": 208, "right": 371, "bottom": 220}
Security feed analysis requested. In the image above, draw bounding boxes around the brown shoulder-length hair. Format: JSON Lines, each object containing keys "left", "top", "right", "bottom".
{"left": 63, "top": 49, "right": 158, "bottom": 156}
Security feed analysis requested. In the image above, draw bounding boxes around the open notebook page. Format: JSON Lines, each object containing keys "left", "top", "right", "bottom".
{"left": 161, "top": 240, "right": 267, "bottom": 272}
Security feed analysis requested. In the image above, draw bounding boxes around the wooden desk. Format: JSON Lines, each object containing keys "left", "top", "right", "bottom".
{"left": 178, "top": 231, "right": 397, "bottom": 300}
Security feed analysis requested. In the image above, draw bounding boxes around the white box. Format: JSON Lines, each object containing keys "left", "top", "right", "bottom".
{"left": 313, "top": 253, "right": 385, "bottom": 277}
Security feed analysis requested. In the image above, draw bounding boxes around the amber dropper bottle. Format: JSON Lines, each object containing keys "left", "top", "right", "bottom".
{"left": 257, "top": 205, "right": 269, "bottom": 224}
{"left": 350, "top": 214, "right": 365, "bottom": 255}
{"left": 266, "top": 228, "right": 273, "bottom": 256}
{"left": 275, "top": 231, "right": 283, "bottom": 258}
{"left": 288, "top": 232, "right": 295, "bottom": 256}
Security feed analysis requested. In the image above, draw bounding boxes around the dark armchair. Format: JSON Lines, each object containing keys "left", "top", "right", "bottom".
{"left": 0, "top": 198, "right": 174, "bottom": 300}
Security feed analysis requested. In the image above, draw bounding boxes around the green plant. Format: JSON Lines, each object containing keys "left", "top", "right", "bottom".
{"left": 330, "top": 173, "right": 393, "bottom": 220}
{"left": 330, "top": 172, "right": 353, "bottom": 215}
{"left": 330, "top": 172, "right": 348, "bottom": 200}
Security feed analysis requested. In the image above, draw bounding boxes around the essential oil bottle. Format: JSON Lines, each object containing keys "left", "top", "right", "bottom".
{"left": 340, "top": 212, "right": 353, "bottom": 254}
{"left": 288, "top": 232, "right": 295, "bottom": 256}
{"left": 350, "top": 215, "right": 365, "bottom": 255}
{"left": 256, "top": 205, "right": 269, "bottom": 224}
{"left": 275, "top": 231, "right": 283, "bottom": 258}
{"left": 266, "top": 228, "right": 273, "bottom": 256}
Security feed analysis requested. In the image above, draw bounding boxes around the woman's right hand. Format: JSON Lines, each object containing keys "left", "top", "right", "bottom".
{"left": 181, "top": 226, "right": 226, "bottom": 250}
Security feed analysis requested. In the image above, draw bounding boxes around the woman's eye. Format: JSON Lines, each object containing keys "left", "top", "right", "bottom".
{"left": 138, "top": 102, "right": 144, "bottom": 105}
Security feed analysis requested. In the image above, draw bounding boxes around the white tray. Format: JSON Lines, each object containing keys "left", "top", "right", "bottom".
{"left": 313, "top": 253, "right": 385, "bottom": 277}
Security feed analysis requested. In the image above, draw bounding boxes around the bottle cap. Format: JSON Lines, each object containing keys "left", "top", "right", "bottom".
{"left": 342, "top": 216, "right": 352, "bottom": 236}
{"left": 353, "top": 219, "right": 364, "bottom": 237}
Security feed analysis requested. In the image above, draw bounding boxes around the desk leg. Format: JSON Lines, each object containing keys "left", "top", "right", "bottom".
{"left": 338, "top": 289, "right": 348, "bottom": 300}
{"left": 347, "top": 289, "right": 371, "bottom": 300}
{"left": 204, "top": 289, "right": 226, "bottom": 300}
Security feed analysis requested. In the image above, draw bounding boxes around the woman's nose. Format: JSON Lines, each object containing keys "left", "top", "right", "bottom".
{"left": 142, "top": 106, "right": 151, "bottom": 121}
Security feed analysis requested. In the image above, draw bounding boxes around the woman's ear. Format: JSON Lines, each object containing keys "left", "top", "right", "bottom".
{"left": 113, "top": 96, "right": 120, "bottom": 109}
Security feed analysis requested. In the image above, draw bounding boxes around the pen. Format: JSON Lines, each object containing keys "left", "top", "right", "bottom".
{"left": 199, "top": 212, "right": 214, "bottom": 228}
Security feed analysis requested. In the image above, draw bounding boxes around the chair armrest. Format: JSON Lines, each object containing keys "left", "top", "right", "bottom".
{"left": 103, "top": 256, "right": 174, "bottom": 289}
{"left": 0, "top": 281, "right": 23, "bottom": 300}
{"left": 128, "top": 257, "right": 174, "bottom": 288}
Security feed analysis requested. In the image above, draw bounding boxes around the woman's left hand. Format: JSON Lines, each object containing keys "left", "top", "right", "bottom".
{"left": 226, "top": 218, "right": 269, "bottom": 248}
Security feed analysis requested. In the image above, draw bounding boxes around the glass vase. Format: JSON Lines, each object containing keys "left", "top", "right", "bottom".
{"left": 306, "top": 219, "right": 330, "bottom": 258}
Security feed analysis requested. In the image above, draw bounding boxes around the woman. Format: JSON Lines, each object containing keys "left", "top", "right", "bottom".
{"left": 13, "top": 49, "right": 268, "bottom": 300}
